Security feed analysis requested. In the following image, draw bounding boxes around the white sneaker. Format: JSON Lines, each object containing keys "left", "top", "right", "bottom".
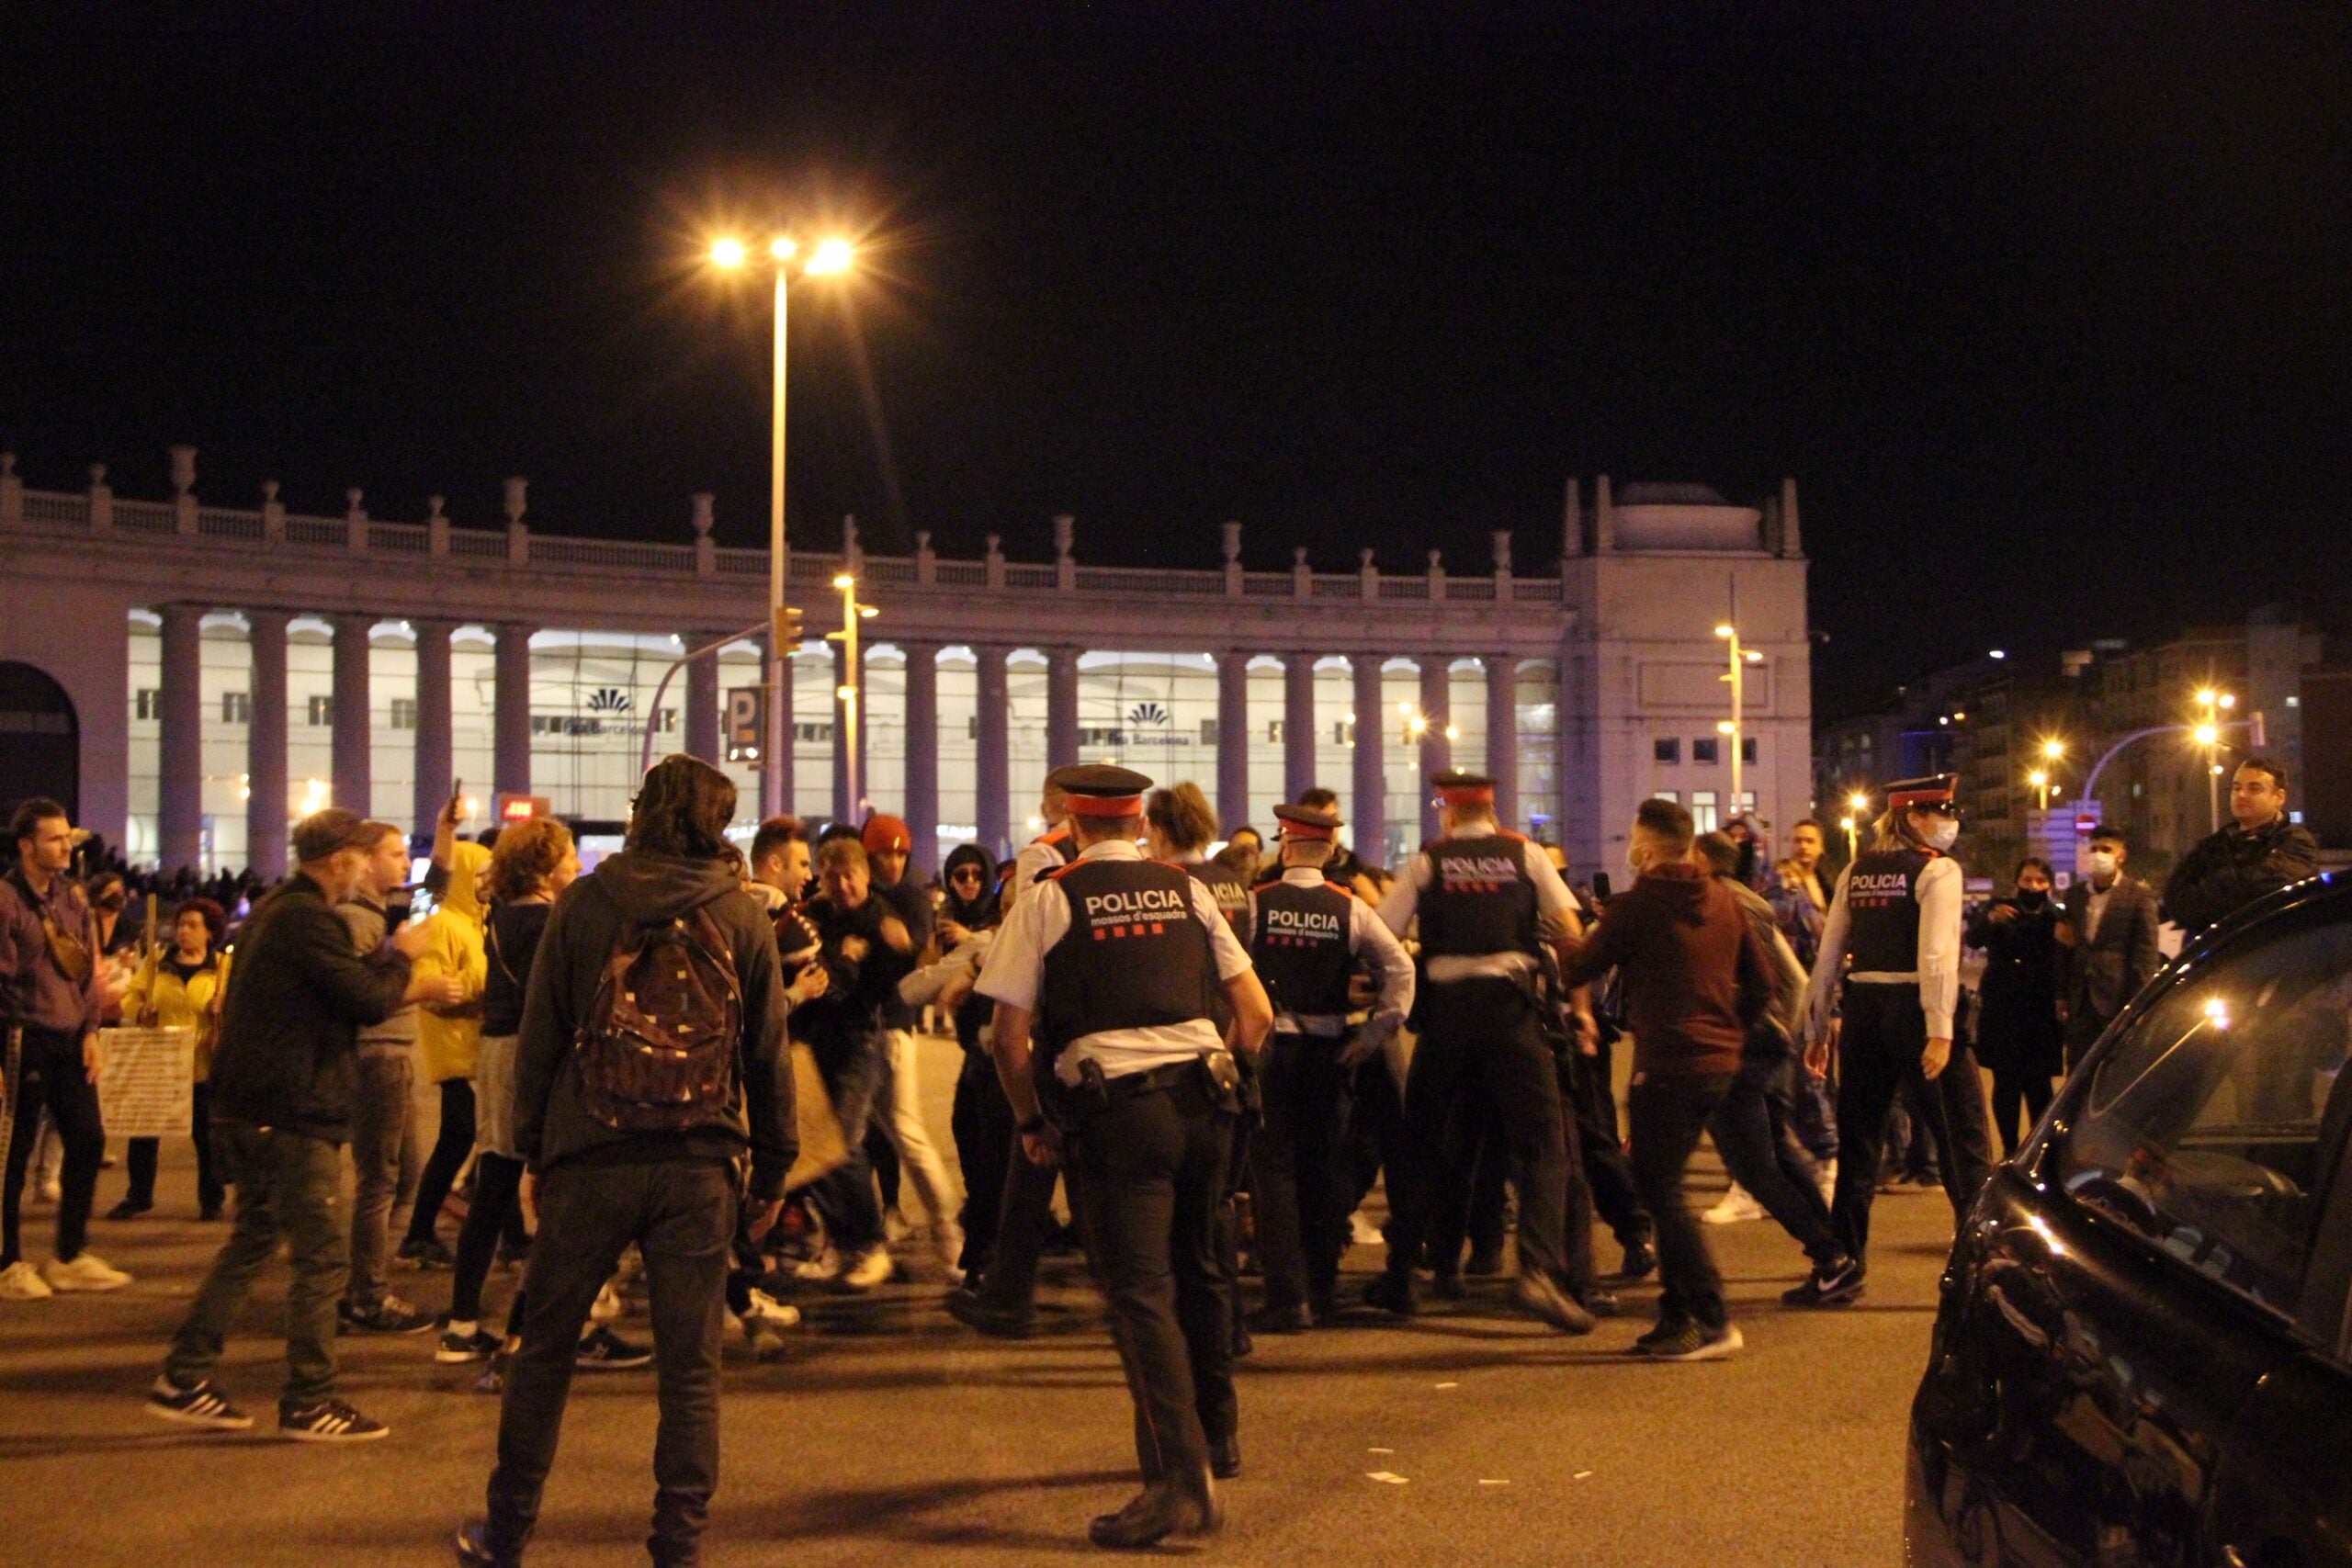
{"left": 1816, "top": 1158, "right": 1839, "bottom": 1204}
{"left": 590, "top": 1281, "right": 623, "bottom": 1324}
{"left": 841, "top": 1246, "right": 894, "bottom": 1292}
{"left": 0, "top": 1260, "right": 54, "bottom": 1300}
{"left": 1350, "top": 1212, "right": 1384, "bottom": 1248}
{"left": 932, "top": 1222, "right": 967, "bottom": 1279}
{"left": 1701, "top": 1184, "right": 1766, "bottom": 1225}
{"left": 42, "top": 1252, "right": 132, "bottom": 1292}
{"left": 36, "top": 1176, "right": 62, "bottom": 1205}
{"left": 731, "top": 1287, "right": 801, "bottom": 1357}
{"left": 791, "top": 1247, "right": 843, "bottom": 1283}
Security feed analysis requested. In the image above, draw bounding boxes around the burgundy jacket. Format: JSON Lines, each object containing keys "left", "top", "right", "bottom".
{"left": 1559, "top": 861, "right": 1777, "bottom": 1080}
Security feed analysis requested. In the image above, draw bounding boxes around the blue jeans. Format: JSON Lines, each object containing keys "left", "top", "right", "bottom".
{"left": 808, "top": 1030, "right": 887, "bottom": 1255}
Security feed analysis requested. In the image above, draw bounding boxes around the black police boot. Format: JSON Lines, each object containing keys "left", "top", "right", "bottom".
{"left": 1511, "top": 1272, "right": 1597, "bottom": 1335}
{"left": 1464, "top": 1243, "right": 1506, "bottom": 1277}
{"left": 1209, "top": 1433, "right": 1241, "bottom": 1480}
{"left": 1428, "top": 1269, "right": 1466, "bottom": 1301}
{"left": 1363, "top": 1269, "right": 1417, "bottom": 1318}
{"left": 945, "top": 1285, "right": 1035, "bottom": 1339}
{"left": 1087, "top": 1469, "right": 1223, "bottom": 1550}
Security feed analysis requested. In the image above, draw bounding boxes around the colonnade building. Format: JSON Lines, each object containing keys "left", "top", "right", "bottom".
{"left": 0, "top": 448, "right": 1814, "bottom": 879}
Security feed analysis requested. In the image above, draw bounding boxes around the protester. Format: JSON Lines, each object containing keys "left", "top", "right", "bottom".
{"left": 148, "top": 807, "right": 425, "bottom": 1438}
{"left": 2160, "top": 756, "right": 2319, "bottom": 938}
{"left": 458, "top": 754, "right": 794, "bottom": 1567}
{"left": 1559, "top": 801, "right": 1779, "bottom": 1359}
{"left": 1764, "top": 818, "right": 1841, "bottom": 1179}
{"left": 2055, "top": 825, "right": 2162, "bottom": 1070}
{"left": 398, "top": 840, "right": 492, "bottom": 1272}
{"left": 439, "top": 818, "right": 578, "bottom": 1369}
{"left": 794, "top": 837, "right": 917, "bottom": 1290}
{"left": 924, "top": 843, "right": 1011, "bottom": 1281}
{"left": 0, "top": 798, "right": 122, "bottom": 1300}
{"left": 1966, "top": 857, "right": 2065, "bottom": 1156}
{"left": 861, "top": 813, "right": 965, "bottom": 1280}
{"left": 110, "top": 897, "right": 231, "bottom": 1221}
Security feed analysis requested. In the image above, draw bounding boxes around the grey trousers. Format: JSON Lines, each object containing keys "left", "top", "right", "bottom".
{"left": 346, "top": 1047, "right": 414, "bottom": 1308}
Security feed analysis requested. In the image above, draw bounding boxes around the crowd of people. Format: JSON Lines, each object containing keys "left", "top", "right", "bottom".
{"left": 0, "top": 749, "right": 2322, "bottom": 1561}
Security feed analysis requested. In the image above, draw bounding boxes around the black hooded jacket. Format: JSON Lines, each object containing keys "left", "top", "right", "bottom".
{"left": 514, "top": 850, "right": 797, "bottom": 1200}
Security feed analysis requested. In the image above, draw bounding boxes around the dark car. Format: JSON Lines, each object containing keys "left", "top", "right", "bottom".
{"left": 1908, "top": 872, "right": 2352, "bottom": 1568}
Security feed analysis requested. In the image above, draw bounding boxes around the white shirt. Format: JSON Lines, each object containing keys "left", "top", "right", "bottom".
{"left": 1005, "top": 829, "right": 1072, "bottom": 907}
{"left": 1374, "top": 821, "right": 1582, "bottom": 984}
{"left": 2085, "top": 876, "right": 2116, "bottom": 942}
{"left": 1804, "top": 854, "right": 1963, "bottom": 1041}
{"left": 977, "top": 839, "right": 1255, "bottom": 1085}
{"left": 1244, "top": 865, "right": 1416, "bottom": 1042}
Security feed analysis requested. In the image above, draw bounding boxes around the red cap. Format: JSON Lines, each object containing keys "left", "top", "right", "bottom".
{"left": 861, "top": 814, "right": 912, "bottom": 854}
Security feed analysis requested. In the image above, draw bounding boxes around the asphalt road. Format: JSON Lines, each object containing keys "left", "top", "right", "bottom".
{"left": 0, "top": 1034, "right": 1957, "bottom": 1566}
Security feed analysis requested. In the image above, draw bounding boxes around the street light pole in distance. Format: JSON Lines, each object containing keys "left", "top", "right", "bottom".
{"left": 706, "top": 230, "right": 856, "bottom": 816}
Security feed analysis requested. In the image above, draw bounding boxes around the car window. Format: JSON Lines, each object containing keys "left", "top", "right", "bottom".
{"left": 2055, "top": 900, "right": 2352, "bottom": 1320}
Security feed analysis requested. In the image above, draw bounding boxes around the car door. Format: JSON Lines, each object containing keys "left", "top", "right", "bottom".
{"left": 1917, "top": 893, "right": 2352, "bottom": 1567}
{"left": 2202, "top": 1081, "right": 2352, "bottom": 1568}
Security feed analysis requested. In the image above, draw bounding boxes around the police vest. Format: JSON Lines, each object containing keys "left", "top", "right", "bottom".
{"left": 1415, "top": 834, "right": 1540, "bottom": 959}
{"left": 1183, "top": 860, "right": 1251, "bottom": 931}
{"left": 1035, "top": 858, "right": 1220, "bottom": 1065}
{"left": 1250, "top": 877, "right": 1356, "bottom": 1020}
{"left": 1844, "top": 846, "right": 1935, "bottom": 973}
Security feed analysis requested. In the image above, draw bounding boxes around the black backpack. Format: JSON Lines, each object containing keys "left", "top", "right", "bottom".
{"left": 576, "top": 904, "right": 743, "bottom": 1134}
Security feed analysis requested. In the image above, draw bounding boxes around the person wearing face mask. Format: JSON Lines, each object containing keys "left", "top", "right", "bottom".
{"left": 1802, "top": 775, "right": 1994, "bottom": 1292}
{"left": 2054, "top": 826, "right": 2161, "bottom": 1072}
{"left": 1964, "top": 857, "right": 2064, "bottom": 1157}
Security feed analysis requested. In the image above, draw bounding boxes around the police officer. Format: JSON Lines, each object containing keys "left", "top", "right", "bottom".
{"left": 975, "top": 766, "right": 1273, "bottom": 1551}
{"left": 1368, "top": 770, "right": 1600, "bottom": 1331}
{"left": 1799, "top": 774, "right": 1995, "bottom": 1303}
{"left": 1244, "top": 801, "right": 1413, "bottom": 1331}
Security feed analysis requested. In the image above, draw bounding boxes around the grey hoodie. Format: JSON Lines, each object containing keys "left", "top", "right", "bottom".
{"left": 513, "top": 850, "right": 797, "bottom": 1200}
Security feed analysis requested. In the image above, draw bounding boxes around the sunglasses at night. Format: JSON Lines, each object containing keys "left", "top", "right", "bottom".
{"left": 949, "top": 868, "right": 983, "bottom": 882}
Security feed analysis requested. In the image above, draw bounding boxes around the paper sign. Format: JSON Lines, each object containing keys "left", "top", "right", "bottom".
{"left": 96, "top": 1026, "right": 196, "bottom": 1138}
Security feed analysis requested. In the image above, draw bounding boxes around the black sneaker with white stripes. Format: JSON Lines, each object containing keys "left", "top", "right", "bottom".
{"left": 279, "top": 1397, "right": 390, "bottom": 1442}
{"left": 145, "top": 1376, "right": 254, "bottom": 1431}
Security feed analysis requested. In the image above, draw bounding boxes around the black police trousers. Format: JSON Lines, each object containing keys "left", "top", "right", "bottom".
{"left": 1384, "top": 977, "right": 1593, "bottom": 1293}
{"left": 1069, "top": 1063, "right": 1238, "bottom": 1486}
{"left": 1829, "top": 981, "right": 1996, "bottom": 1263}
{"left": 1251, "top": 1027, "right": 1356, "bottom": 1314}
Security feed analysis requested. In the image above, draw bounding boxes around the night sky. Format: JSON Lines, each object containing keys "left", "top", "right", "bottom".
{"left": 6, "top": 6, "right": 2347, "bottom": 716}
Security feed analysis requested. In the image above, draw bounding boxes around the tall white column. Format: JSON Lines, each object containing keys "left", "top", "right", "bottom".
{"left": 1283, "top": 654, "right": 1317, "bottom": 803}
{"left": 331, "top": 614, "right": 374, "bottom": 819}
{"left": 411, "top": 617, "right": 455, "bottom": 836}
{"left": 1351, "top": 656, "right": 1386, "bottom": 866}
{"left": 902, "top": 642, "right": 941, "bottom": 874}
{"left": 1046, "top": 647, "right": 1080, "bottom": 772}
{"left": 1418, "top": 659, "right": 1452, "bottom": 843}
{"left": 1487, "top": 655, "right": 1520, "bottom": 831}
{"left": 246, "top": 610, "right": 289, "bottom": 879}
{"left": 974, "top": 645, "right": 1011, "bottom": 859}
{"left": 1216, "top": 651, "right": 1250, "bottom": 831}
{"left": 157, "top": 604, "right": 206, "bottom": 870}
{"left": 493, "top": 623, "right": 534, "bottom": 800}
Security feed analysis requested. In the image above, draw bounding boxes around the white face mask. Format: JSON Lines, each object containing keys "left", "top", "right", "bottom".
{"left": 1923, "top": 818, "right": 1960, "bottom": 852}
{"left": 2085, "top": 850, "right": 2118, "bottom": 879}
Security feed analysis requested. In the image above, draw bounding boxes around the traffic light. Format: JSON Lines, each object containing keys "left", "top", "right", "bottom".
{"left": 773, "top": 604, "right": 805, "bottom": 649}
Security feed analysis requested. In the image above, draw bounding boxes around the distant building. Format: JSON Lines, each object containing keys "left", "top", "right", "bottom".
{"left": 1816, "top": 607, "right": 2346, "bottom": 877}
{"left": 0, "top": 450, "right": 1814, "bottom": 881}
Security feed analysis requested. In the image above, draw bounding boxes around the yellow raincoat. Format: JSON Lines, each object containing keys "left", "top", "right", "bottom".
{"left": 122, "top": 946, "right": 231, "bottom": 1081}
{"left": 415, "top": 840, "right": 490, "bottom": 1082}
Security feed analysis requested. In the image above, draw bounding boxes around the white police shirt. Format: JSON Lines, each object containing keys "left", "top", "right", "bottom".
{"left": 977, "top": 838, "right": 1255, "bottom": 1085}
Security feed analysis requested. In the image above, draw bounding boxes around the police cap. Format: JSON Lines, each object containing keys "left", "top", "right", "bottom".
{"left": 1272, "top": 801, "right": 1342, "bottom": 840}
{"left": 1885, "top": 774, "right": 1960, "bottom": 814}
{"left": 1059, "top": 764, "right": 1155, "bottom": 818}
{"left": 1431, "top": 769, "right": 1497, "bottom": 807}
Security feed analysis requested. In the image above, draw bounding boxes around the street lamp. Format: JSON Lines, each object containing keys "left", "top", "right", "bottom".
{"left": 2029, "top": 769, "right": 2051, "bottom": 811}
{"left": 1843, "top": 791, "right": 1870, "bottom": 861}
{"left": 707, "top": 229, "right": 857, "bottom": 815}
{"left": 1714, "top": 608, "right": 1764, "bottom": 819}
{"left": 2194, "top": 689, "right": 2234, "bottom": 831}
{"left": 829, "top": 572, "right": 879, "bottom": 819}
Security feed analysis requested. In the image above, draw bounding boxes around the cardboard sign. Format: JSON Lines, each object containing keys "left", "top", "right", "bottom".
{"left": 96, "top": 1026, "right": 196, "bottom": 1138}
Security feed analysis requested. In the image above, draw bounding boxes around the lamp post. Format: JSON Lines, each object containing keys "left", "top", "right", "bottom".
{"left": 1844, "top": 790, "right": 1870, "bottom": 863}
{"left": 1715, "top": 595, "right": 1766, "bottom": 820}
{"left": 831, "top": 572, "right": 878, "bottom": 820}
{"left": 707, "top": 231, "right": 855, "bottom": 816}
{"left": 2194, "top": 689, "right": 2234, "bottom": 833}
